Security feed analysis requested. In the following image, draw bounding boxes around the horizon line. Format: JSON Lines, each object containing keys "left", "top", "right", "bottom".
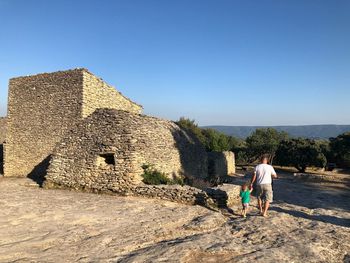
{"left": 201, "top": 124, "right": 350, "bottom": 127}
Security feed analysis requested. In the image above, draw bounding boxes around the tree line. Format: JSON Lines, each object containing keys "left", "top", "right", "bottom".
{"left": 176, "top": 117, "right": 350, "bottom": 172}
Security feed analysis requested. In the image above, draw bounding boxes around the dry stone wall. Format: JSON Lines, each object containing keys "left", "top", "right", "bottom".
{"left": 205, "top": 183, "right": 241, "bottom": 207}
{"left": 82, "top": 70, "right": 142, "bottom": 117}
{"left": 0, "top": 117, "right": 6, "bottom": 143}
{"left": 224, "top": 151, "right": 235, "bottom": 175}
{"left": 5, "top": 70, "right": 84, "bottom": 177}
{"left": 208, "top": 151, "right": 236, "bottom": 178}
{"left": 45, "top": 108, "right": 208, "bottom": 193}
{"left": 133, "top": 184, "right": 215, "bottom": 206}
{"left": 5, "top": 69, "right": 141, "bottom": 178}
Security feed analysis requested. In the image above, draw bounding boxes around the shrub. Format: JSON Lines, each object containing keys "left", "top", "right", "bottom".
{"left": 170, "top": 176, "right": 185, "bottom": 186}
{"left": 141, "top": 164, "right": 184, "bottom": 185}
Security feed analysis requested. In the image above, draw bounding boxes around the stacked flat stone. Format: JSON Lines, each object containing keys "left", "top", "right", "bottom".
{"left": 2, "top": 68, "right": 238, "bottom": 206}
{"left": 132, "top": 184, "right": 214, "bottom": 206}
{"left": 205, "top": 184, "right": 241, "bottom": 207}
{"left": 4, "top": 69, "right": 142, "bottom": 177}
{"left": 45, "top": 108, "right": 208, "bottom": 196}
{"left": 0, "top": 117, "right": 6, "bottom": 143}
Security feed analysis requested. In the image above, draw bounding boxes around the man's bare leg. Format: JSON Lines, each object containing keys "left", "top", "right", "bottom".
{"left": 263, "top": 201, "right": 270, "bottom": 217}
{"left": 258, "top": 198, "right": 263, "bottom": 214}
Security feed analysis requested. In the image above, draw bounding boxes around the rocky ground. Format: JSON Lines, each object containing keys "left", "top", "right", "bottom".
{"left": 0, "top": 172, "right": 349, "bottom": 263}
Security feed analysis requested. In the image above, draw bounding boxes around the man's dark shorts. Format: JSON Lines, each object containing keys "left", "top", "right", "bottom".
{"left": 256, "top": 183, "right": 273, "bottom": 202}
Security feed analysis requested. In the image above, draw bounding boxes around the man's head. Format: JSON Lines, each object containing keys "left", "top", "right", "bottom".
{"left": 260, "top": 155, "right": 269, "bottom": 164}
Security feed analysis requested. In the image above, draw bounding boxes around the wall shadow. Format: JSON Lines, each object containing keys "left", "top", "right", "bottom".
{"left": 207, "top": 151, "right": 228, "bottom": 181}
{"left": 27, "top": 155, "right": 51, "bottom": 187}
{"left": 171, "top": 128, "right": 208, "bottom": 180}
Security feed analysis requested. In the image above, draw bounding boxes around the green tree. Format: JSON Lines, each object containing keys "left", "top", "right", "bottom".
{"left": 176, "top": 117, "right": 243, "bottom": 153}
{"left": 245, "top": 128, "right": 289, "bottom": 164}
{"left": 228, "top": 136, "right": 248, "bottom": 164}
{"left": 316, "top": 139, "right": 331, "bottom": 162}
{"left": 228, "top": 136, "right": 245, "bottom": 151}
{"left": 329, "top": 132, "right": 350, "bottom": 168}
{"left": 202, "top": 128, "right": 230, "bottom": 152}
{"left": 175, "top": 117, "right": 206, "bottom": 144}
{"left": 275, "top": 138, "right": 327, "bottom": 172}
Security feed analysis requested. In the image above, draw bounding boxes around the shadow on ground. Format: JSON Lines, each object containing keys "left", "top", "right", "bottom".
{"left": 273, "top": 173, "right": 350, "bottom": 212}
{"left": 230, "top": 169, "right": 350, "bottom": 227}
{"left": 116, "top": 233, "right": 204, "bottom": 263}
{"left": 27, "top": 155, "right": 51, "bottom": 187}
{"left": 270, "top": 206, "right": 350, "bottom": 228}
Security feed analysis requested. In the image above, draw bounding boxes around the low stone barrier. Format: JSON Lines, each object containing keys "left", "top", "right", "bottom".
{"left": 45, "top": 180, "right": 216, "bottom": 208}
{"left": 205, "top": 184, "right": 241, "bottom": 208}
{"left": 132, "top": 184, "right": 215, "bottom": 206}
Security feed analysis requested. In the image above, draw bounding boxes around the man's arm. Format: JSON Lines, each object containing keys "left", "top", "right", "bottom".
{"left": 251, "top": 172, "right": 256, "bottom": 186}
{"left": 271, "top": 167, "right": 278, "bottom": 178}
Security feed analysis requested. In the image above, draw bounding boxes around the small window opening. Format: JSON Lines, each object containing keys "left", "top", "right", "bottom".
{"left": 97, "top": 153, "right": 115, "bottom": 166}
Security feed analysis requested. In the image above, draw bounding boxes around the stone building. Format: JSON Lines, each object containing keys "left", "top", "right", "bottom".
{"left": 45, "top": 108, "right": 208, "bottom": 193}
{"left": 5, "top": 69, "right": 142, "bottom": 177}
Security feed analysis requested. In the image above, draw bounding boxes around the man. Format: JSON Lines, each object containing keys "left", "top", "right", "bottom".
{"left": 251, "top": 155, "right": 277, "bottom": 217}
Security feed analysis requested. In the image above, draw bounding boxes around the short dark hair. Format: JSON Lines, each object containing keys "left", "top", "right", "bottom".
{"left": 261, "top": 154, "right": 269, "bottom": 162}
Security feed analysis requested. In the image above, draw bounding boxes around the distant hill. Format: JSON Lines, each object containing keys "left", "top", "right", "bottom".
{"left": 201, "top": 125, "right": 350, "bottom": 139}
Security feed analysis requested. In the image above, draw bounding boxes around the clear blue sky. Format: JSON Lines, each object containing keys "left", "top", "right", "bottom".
{"left": 0, "top": 0, "right": 349, "bottom": 125}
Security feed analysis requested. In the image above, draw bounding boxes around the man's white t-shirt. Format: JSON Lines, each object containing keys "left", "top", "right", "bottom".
{"left": 254, "top": 164, "right": 276, "bottom": 185}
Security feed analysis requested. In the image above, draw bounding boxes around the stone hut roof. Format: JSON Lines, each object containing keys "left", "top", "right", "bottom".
{"left": 46, "top": 109, "right": 207, "bottom": 192}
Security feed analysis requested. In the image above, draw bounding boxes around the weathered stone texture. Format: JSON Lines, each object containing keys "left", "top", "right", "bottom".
{"left": 5, "top": 69, "right": 141, "bottom": 177}
{"left": 224, "top": 151, "right": 235, "bottom": 175}
{"left": 0, "top": 117, "right": 6, "bottom": 143}
{"left": 208, "top": 151, "right": 236, "bottom": 178}
{"left": 82, "top": 70, "right": 142, "bottom": 118}
{"left": 45, "top": 108, "right": 208, "bottom": 194}
{"left": 127, "top": 184, "right": 214, "bottom": 206}
{"left": 5, "top": 70, "right": 84, "bottom": 177}
{"left": 205, "top": 184, "right": 241, "bottom": 207}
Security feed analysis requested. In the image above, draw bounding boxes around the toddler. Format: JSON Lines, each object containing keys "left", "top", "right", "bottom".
{"left": 239, "top": 183, "right": 253, "bottom": 218}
